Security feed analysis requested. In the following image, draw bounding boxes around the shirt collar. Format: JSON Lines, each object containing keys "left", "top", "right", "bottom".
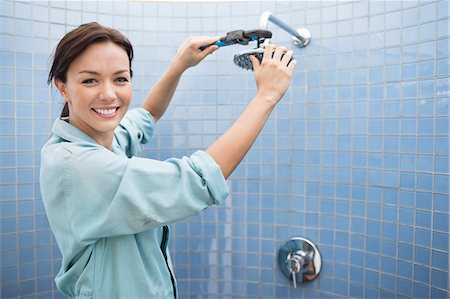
{"left": 51, "top": 117, "right": 98, "bottom": 144}
{"left": 51, "top": 118, "right": 124, "bottom": 155}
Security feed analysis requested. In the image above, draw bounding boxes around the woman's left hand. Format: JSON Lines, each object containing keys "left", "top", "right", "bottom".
{"left": 171, "top": 36, "right": 220, "bottom": 73}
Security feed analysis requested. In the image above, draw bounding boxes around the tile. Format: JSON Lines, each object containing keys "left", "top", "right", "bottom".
{"left": 1, "top": 1, "right": 450, "bottom": 299}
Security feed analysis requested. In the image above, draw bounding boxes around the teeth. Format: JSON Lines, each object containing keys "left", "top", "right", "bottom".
{"left": 94, "top": 108, "right": 116, "bottom": 115}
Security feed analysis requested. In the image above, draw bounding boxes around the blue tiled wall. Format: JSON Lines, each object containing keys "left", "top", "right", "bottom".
{"left": 1, "top": 1, "right": 449, "bottom": 298}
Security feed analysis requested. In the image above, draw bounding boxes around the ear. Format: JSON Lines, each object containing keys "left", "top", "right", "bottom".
{"left": 54, "top": 79, "right": 69, "bottom": 101}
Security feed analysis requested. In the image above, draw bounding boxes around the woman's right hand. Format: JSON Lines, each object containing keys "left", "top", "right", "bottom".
{"left": 170, "top": 36, "right": 220, "bottom": 74}
{"left": 249, "top": 44, "right": 296, "bottom": 105}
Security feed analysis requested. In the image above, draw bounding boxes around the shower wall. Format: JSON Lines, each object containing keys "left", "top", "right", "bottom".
{"left": 1, "top": 1, "right": 449, "bottom": 298}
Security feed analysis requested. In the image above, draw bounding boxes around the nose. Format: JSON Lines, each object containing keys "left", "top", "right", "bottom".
{"left": 99, "top": 81, "right": 116, "bottom": 101}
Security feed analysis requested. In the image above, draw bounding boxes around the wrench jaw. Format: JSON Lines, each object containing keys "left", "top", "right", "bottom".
{"left": 220, "top": 29, "right": 272, "bottom": 46}
{"left": 243, "top": 29, "right": 273, "bottom": 47}
{"left": 219, "top": 30, "right": 247, "bottom": 45}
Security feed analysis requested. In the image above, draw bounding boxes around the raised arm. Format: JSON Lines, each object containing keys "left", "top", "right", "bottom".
{"left": 206, "top": 44, "right": 296, "bottom": 179}
{"left": 143, "top": 36, "right": 219, "bottom": 122}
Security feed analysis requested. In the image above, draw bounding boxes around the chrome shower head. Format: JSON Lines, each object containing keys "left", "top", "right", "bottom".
{"left": 233, "top": 47, "right": 265, "bottom": 71}
{"left": 233, "top": 47, "right": 295, "bottom": 71}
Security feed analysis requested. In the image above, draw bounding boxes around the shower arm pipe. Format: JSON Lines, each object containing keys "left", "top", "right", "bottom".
{"left": 260, "top": 11, "right": 311, "bottom": 48}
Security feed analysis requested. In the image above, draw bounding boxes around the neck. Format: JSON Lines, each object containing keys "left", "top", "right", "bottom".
{"left": 95, "top": 137, "right": 114, "bottom": 150}
{"left": 68, "top": 119, "right": 114, "bottom": 150}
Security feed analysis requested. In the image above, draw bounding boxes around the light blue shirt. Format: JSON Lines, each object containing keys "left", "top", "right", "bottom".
{"left": 40, "top": 108, "right": 229, "bottom": 299}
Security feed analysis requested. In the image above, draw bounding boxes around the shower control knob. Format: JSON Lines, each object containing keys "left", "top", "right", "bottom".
{"left": 289, "top": 254, "right": 303, "bottom": 273}
{"left": 287, "top": 254, "right": 304, "bottom": 288}
{"left": 278, "top": 237, "right": 321, "bottom": 287}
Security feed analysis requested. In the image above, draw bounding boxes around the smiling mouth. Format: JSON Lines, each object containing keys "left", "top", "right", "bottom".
{"left": 92, "top": 107, "right": 119, "bottom": 117}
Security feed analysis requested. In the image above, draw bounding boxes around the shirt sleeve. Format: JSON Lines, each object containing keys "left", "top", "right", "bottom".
{"left": 114, "top": 108, "right": 156, "bottom": 157}
{"left": 50, "top": 144, "right": 228, "bottom": 247}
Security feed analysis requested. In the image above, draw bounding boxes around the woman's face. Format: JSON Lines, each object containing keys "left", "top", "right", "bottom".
{"left": 55, "top": 41, "right": 132, "bottom": 148}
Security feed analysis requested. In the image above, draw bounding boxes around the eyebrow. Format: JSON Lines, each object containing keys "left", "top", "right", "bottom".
{"left": 78, "top": 70, "right": 130, "bottom": 75}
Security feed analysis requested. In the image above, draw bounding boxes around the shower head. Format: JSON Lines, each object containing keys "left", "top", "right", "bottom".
{"left": 233, "top": 47, "right": 265, "bottom": 71}
{"left": 233, "top": 47, "right": 294, "bottom": 71}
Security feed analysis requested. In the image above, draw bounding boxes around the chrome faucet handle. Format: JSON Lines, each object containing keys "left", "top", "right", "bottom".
{"left": 278, "top": 237, "right": 322, "bottom": 287}
{"left": 291, "top": 269, "right": 297, "bottom": 288}
{"left": 288, "top": 254, "right": 303, "bottom": 288}
{"left": 289, "top": 255, "right": 302, "bottom": 272}
{"left": 287, "top": 251, "right": 307, "bottom": 288}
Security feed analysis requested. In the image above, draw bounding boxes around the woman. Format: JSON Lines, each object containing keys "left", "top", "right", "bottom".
{"left": 41, "top": 22, "right": 295, "bottom": 298}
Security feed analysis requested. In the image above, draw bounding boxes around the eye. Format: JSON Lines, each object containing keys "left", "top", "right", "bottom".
{"left": 82, "top": 79, "right": 97, "bottom": 84}
{"left": 115, "top": 77, "right": 130, "bottom": 83}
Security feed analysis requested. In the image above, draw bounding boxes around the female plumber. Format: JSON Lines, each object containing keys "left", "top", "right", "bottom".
{"left": 40, "top": 22, "right": 296, "bottom": 299}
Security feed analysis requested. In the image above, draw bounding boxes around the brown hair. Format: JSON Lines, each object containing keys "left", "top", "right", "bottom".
{"left": 48, "top": 22, "right": 134, "bottom": 117}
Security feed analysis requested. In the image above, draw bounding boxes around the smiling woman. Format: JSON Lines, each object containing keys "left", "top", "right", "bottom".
{"left": 48, "top": 22, "right": 134, "bottom": 119}
{"left": 53, "top": 42, "right": 132, "bottom": 148}
{"left": 41, "top": 22, "right": 295, "bottom": 298}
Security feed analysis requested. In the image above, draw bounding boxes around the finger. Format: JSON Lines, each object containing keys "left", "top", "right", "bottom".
{"left": 262, "top": 44, "right": 276, "bottom": 63}
{"left": 281, "top": 50, "right": 294, "bottom": 65}
{"left": 202, "top": 45, "right": 219, "bottom": 56}
{"left": 197, "top": 36, "right": 221, "bottom": 50}
{"left": 249, "top": 55, "right": 260, "bottom": 71}
{"left": 287, "top": 58, "right": 297, "bottom": 72}
{"left": 192, "top": 35, "right": 220, "bottom": 43}
{"left": 272, "top": 46, "right": 288, "bottom": 61}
